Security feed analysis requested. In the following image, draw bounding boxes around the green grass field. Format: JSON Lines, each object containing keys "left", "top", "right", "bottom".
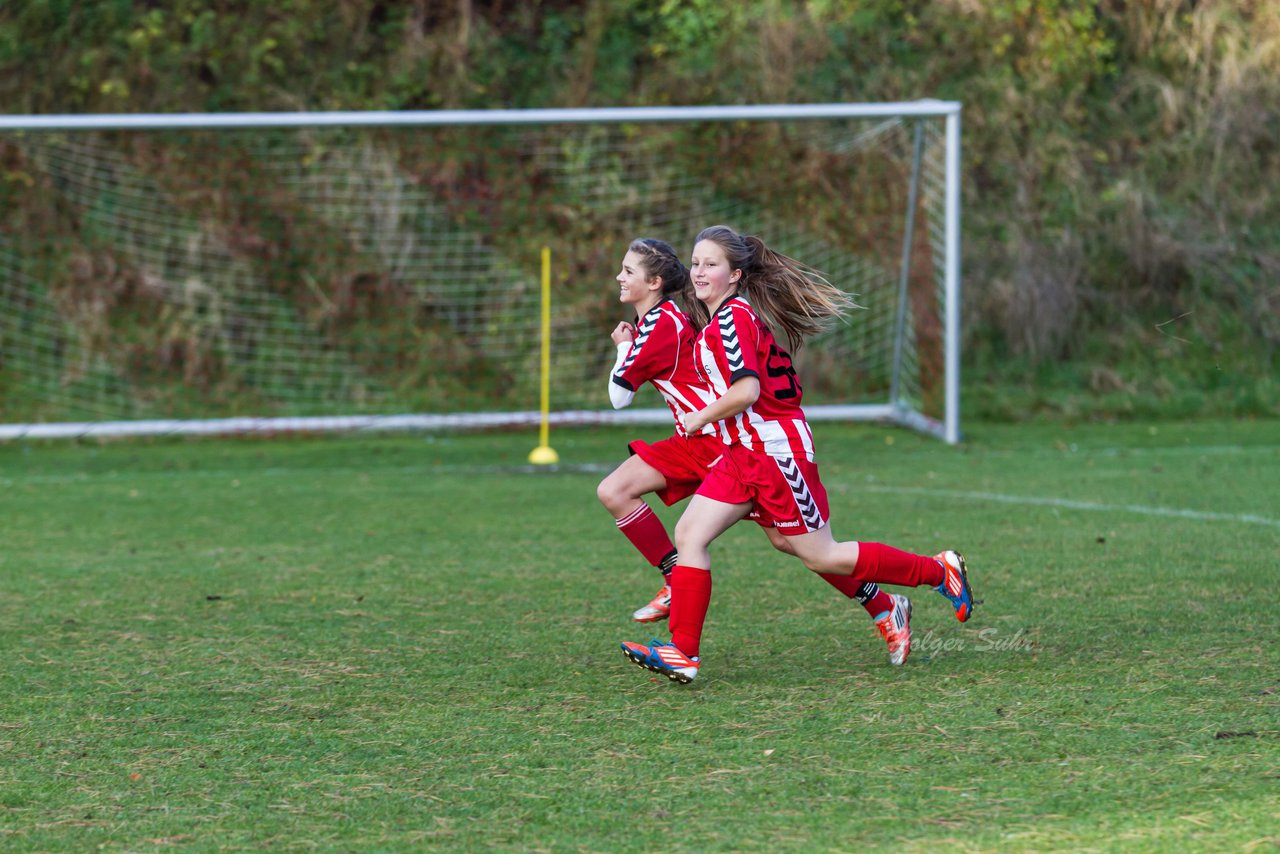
{"left": 1, "top": 419, "right": 1277, "bottom": 852}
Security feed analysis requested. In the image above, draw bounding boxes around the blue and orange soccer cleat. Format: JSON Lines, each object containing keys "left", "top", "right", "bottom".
{"left": 874, "top": 593, "right": 913, "bottom": 665}
{"left": 621, "top": 639, "right": 700, "bottom": 683}
{"left": 934, "top": 550, "right": 976, "bottom": 622}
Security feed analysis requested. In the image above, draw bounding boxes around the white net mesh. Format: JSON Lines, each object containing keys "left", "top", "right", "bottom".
{"left": 0, "top": 112, "right": 953, "bottom": 437}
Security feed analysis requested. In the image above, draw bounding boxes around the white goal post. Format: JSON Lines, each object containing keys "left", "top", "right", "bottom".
{"left": 0, "top": 103, "right": 962, "bottom": 443}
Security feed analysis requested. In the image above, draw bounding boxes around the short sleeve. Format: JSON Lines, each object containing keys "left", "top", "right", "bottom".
{"left": 721, "top": 303, "right": 761, "bottom": 384}
{"left": 613, "top": 308, "right": 680, "bottom": 389}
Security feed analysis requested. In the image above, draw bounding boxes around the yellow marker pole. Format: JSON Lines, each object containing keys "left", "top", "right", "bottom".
{"left": 528, "top": 246, "right": 559, "bottom": 465}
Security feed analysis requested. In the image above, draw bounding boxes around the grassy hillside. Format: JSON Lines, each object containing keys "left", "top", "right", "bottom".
{"left": 1, "top": 1, "right": 1276, "bottom": 420}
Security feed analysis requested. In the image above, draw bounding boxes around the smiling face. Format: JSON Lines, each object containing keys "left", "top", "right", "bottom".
{"left": 690, "top": 239, "right": 741, "bottom": 312}
{"left": 616, "top": 249, "right": 662, "bottom": 310}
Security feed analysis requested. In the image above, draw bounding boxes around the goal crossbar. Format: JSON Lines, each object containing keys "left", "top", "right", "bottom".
{"left": 0, "top": 102, "right": 960, "bottom": 131}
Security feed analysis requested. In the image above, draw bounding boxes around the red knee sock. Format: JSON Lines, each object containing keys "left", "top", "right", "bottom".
{"left": 820, "top": 574, "right": 894, "bottom": 618}
{"left": 616, "top": 503, "right": 677, "bottom": 573}
{"left": 669, "top": 564, "right": 712, "bottom": 658}
{"left": 854, "top": 542, "right": 944, "bottom": 588}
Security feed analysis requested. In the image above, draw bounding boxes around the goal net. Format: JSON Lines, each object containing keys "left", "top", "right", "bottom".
{"left": 0, "top": 104, "right": 961, "bottom": 442}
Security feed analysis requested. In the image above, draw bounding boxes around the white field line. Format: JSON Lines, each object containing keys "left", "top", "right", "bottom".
{"left": 859, "top": 484, "right": 1280, "bottom": 529}
{"left": 978, "top": 443, "right": 1279, "bottom": 459}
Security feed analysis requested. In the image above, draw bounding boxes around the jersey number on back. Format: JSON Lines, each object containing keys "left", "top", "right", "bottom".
{"left": 766, "top": 344, "right": 801, "bottom": 400}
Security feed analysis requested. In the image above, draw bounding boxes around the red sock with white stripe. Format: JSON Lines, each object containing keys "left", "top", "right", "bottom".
{"left": 616, "top": 503, "right": 677, "bottom": 576}
{"left": 668, "top": 564, "right": 712, "bottom": 658}
{"left": 855, "top": 542, "right": 944, "bottom": 587}
{"left": 820, "top": 574, "right": 894, "bottom": 618}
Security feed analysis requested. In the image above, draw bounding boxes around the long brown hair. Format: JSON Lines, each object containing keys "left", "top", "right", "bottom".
{"left": 627, "top": 237, "right": 709, "bottom": 330}
{"left": 693, "top": 225, "right": 853, "bottom": 352}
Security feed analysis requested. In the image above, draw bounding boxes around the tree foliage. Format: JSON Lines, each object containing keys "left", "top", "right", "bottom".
{"left": 1, "top": 0, "right": 1276, "bottom": 410}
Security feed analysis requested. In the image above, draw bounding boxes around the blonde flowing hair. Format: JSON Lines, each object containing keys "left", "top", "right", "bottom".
{"left": 694, "top": 225, "right": 854, "bottom": 352}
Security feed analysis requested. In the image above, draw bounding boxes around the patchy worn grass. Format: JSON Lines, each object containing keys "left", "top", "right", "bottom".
{"left": 1, "top": 420, "right": 1277, "bottom": 851}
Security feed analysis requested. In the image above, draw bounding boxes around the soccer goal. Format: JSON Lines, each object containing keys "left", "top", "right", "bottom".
{"left": 0, "top": 103, "right": 962, "bottom": 443}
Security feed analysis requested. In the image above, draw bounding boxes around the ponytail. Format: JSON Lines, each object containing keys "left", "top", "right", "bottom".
{"left": 694, "top": 225, "right": 854, "bottom": 352}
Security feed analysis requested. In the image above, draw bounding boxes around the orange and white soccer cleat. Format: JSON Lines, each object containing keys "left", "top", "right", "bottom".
{"left": 875, "top": 593, "right": 913, "bottom": 666}
{"left": 631, "top": 584, "right": 672, "bottom": 623}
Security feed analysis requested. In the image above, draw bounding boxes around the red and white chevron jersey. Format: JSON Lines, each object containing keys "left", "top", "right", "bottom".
{"left": 693, "top": 295, "right": 816, "bottom": 459}
{"left": 611, "top": 299, "right": 717, "bottom": 438}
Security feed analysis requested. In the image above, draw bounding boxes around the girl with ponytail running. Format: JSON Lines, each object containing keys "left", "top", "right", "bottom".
{"left": 621, "top": 226, "right": 977, "bottom": 683}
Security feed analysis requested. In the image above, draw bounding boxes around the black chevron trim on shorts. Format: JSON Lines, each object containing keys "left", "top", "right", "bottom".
{"left": 776, "top": 455, "right": 823, "bottom": 529}
{"left": 718, "top": 310, "right": 745, "bottom": 373}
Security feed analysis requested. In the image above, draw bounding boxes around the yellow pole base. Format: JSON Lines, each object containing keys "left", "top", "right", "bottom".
{"left": 527, "top": 445, "right": 560, "bottom": 465}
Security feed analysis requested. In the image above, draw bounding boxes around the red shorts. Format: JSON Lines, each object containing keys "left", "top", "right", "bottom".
{"left": 628, "top": 433, "right": 726, "bottom": 506}
{"left": 696, "top": 444, "right": 830, "bottom": 536}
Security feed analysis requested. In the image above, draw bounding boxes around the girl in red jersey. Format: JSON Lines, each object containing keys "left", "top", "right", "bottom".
{"left": 595, "top": 238, "right": 723, "bottom": 622}
{"left": 621, "top": 225, "right": 977, "bottom": 683}
{"left": 599, "top": 238, "right": 914, "bottom": 640}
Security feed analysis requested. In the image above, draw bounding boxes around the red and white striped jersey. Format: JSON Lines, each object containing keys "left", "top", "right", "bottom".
{"left": 611, "top": 299, "right": 717, "bottom": 438}
{"left": 693, "top": 295, "right": 816, "bottom": 459}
